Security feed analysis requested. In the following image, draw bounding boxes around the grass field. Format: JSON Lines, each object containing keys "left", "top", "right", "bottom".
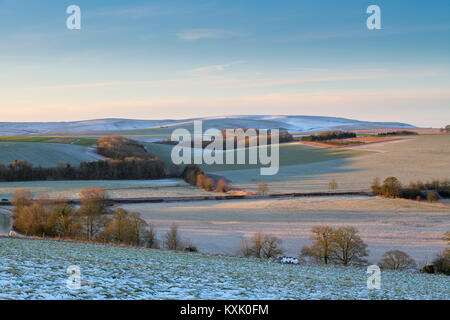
{"left": 144, "top": 140, "right": 369, "bottom": 172}
{"left": 0, "top": 136, "right": 97, "bottom": 146}
{"left": 0, "top": 142, "right": 100, "bottom": 166}
{"left": 0, "top": 237, "right": 448, "bottom": 299}
{"left": 214, "top": 135, "right": 450, "bottom": 193}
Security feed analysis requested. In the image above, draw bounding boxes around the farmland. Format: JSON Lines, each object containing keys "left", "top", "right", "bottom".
{"left": 122, "top": 195, "right": 449, "bottom": 263}
{"left": 0, "top": 237, "right": 448, "bottom": 300}
{"left": 213, "top": 135, "right": 450, "bottom": 193}
{"left": 0, "top": 142, "right": 99, "bottom": 167}
{"left": 0, "top": 179, "right": 215, "bottom": 200}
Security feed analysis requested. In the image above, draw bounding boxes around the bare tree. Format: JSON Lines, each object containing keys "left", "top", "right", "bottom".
{"left": 78, "top": 188, "right": 110, "bottom": 241}
{"left": 251, "top": 231, "right": 265, "bottom": 258}
{"left": 165, "top": 223, "right": 181, "bottom": 250}
{"left": 301, "top": 226, "right": 335, "bottom": 264}
{"left": 240, "top": 232, "right": 283, "bottom": 259}
{"left": 328, "top": 179, "right": 338, "bottom": 192}
{"left": 128, "top": 211, "right": 148, "bottom": 245}
{"left": 258, "top": 182, "right": 268, "bottom": 195}
{"left": 371, "top": 177, "right": 381, "bottom": 194}
{"left": 329, "top": 227, "right": 369, "bottom": 266}
{"left": 239, "top": 239, "right": 253, "bottom": 257}
{"left": 143, "top": 223, "right": 159, "bottom": 249}
{"left": 261, "top": 235, "right": 283, "bottom": 259}
{"left": 379, "top": 250, "right": 417, "bottom": 271}
{"left": 444, "top": 231, "right": 450, "bottom": 245}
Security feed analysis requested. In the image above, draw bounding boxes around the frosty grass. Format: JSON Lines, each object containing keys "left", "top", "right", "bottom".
{"left": 0, "top": 238, "right": 448, "bottom": 300}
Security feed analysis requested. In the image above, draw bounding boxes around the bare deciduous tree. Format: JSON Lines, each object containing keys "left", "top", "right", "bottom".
{"left": 143, "top": 223, "right": 159, "bottom": 249}
{"left": 165, "top": 223, "right": 181, "bottom": 250}
{"left": 328, "top": 179, "right": 338, "bottom": 192}
{"left": 329, "top": 227, "right": 369, "bottom": 266}
{"left": 301, "top": 226, "right": 335, "bottom": 264}
{"left": 240, "top": 231, "right": 283, "bottom": 259}
{"left": 78, "top": 188, "right": 110, "bottom": 241}
{"left": 261, "top": 235, "right": 283, "bottom": 259}
{"left": 379, "top": 250, "right": 417, "bottom": 271}
{"left": 258, "top": 182, "right": 268, "bottom": 195}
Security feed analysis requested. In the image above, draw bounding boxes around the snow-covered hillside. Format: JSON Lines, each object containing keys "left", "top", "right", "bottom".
{"left": 0, "top": 115, "right": 416, "bottom": 136}
{"left": 0, "top": 238, "right": 447, "bottom": 299}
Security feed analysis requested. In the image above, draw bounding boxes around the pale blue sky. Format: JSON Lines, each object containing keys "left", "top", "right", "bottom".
{"left": 0, "top": 0, "right": 449, "bottom": 127}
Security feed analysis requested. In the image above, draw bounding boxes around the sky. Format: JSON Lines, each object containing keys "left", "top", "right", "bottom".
{"left": 0, "top": 0, "right": 449, "bottom": 127}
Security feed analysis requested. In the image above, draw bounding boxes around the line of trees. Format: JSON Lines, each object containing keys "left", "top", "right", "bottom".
{"left": 377, "top": 130, "right": 418, "bottom": 136}
{"left": 0, "top": 136, "right": 167, "bottom": 182}
{"left": 371, "top": 177, "right": 450, "bottom": 200}
{"left": 182, "top": 164, "right": 229, "bottom": 193}
{"left": 0, "top": 158, "right": 166, "bottom": 182}
{"left": 301, "top": 131, "right": 356, "bottom": 142}
{"left": 10, "top": 188, "right": 199, "bottom": 251}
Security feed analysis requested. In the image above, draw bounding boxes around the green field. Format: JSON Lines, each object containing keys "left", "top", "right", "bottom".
{"left": 0, "top": 142, "right": 98, "bottom": 166}
{"left": 144, "top": 141, "right": 369, "bottom": 172}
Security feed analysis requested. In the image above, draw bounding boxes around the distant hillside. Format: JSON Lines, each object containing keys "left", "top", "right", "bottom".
{"left": 0, "top": 115, "right": 416, "bottom": 136}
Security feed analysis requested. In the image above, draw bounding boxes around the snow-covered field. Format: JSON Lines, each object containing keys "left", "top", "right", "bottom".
{"left": 0, "top": 238, "right": 447, "bottom": 300}
{"left": 125, "top": 196, "right": 450, "bottom": 263}
{"left": 0, "top": 179, "right": 216, "bottom": 200}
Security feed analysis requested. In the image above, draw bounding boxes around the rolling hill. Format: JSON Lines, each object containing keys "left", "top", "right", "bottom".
{"left": 0, "top": 115, "right": 416, "bottom": 136}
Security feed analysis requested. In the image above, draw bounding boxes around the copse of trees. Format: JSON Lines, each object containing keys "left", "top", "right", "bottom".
{"left": 97, "top": 136, "right": 152, "bottom": 160}
{"left": 181, "top": 164, "right": 229, "bottom": 193}
{"left": 11, "top": 188, "right": 159, "bottom": 248}
{"left": 301, "top": 226, "right": 369, "bottom": 266}
{"left": 301, "top": 131, "right": 356, "bottom": 142}
{"left": 379, "top": 250, "right": 417, "bottom": 271}
{"left": 371, "top": 177, "right": 450, "bottom": 200}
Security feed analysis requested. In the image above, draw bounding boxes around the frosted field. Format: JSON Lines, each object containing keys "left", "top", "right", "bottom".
{"left": 0, "top": 142, "right": 98, "bottom": 166}
{"left": 214, "top": 135, "right": 450, "bottom": 193}
{"left": 125, "top": 196, "right": 450, "bottom": 263}
{"left": 0, "top": 179, "right": 215, "bottom": 200}
{"left": 0, "top": 237, "right": 447, "bottom": 300}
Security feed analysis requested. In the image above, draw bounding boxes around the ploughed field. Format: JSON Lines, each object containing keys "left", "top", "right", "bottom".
{"left": 0, "top": 237, "right": 448, "bottom": 300}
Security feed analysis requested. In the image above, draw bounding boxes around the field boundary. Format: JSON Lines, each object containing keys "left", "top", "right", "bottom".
{"left": 0, "top": 191, "right": 372, "bottom": 206}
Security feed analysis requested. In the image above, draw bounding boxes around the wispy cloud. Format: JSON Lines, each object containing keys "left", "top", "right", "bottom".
{"left": 176, "top": 29, "right": 242, "bottom": 41}
{"left": 189, "top": 61, "right": 244, "bottom": 74}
